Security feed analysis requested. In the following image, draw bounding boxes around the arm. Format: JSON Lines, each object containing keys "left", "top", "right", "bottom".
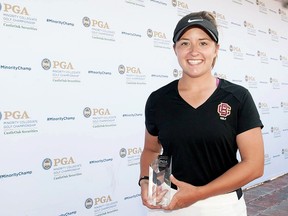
{"left": 165, "top": 127, "right": 264, "bottom": 210}
{"left": 139, "top": 129, "right": 162, "bottom": 208}
{"left": 200, "top": 127, "right": 264, "bottom": 197}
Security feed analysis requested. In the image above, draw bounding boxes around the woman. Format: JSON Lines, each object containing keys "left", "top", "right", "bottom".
{"left": 139, "top": 11, "right": 264, "bottom": 216}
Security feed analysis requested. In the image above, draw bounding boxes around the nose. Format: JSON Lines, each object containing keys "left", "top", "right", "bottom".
{"left": 183, "top": 41, "right": 199, "bottom": 54}
{"left": 188, "top": 45, "right": 199, "bottom": 55}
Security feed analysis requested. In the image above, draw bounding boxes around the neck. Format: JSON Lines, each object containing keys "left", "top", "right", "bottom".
{"left": 179, "top": 74, "right": 216, "bottom": 91}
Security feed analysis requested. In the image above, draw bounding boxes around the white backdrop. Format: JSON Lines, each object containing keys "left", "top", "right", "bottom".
{"left": 0, "top": 0, "right": 287, "bottom": 215}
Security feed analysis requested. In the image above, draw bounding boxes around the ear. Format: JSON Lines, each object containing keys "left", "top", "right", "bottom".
{"left": 173, "top": 44, "right": 177, "bottom": 55}
{"left": 212, "top": 44, "right": 220, "bottom": 68}
{"left": 215, "top": 44, "right": 220, "bottom": 55}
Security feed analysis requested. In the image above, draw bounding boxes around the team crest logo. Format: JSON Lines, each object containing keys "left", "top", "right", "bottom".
{"left": 217, "top": 103, "right": 231, "bottom": 120}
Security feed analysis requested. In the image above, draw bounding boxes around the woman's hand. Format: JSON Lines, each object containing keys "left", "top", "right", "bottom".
{"left": 140, "top": 180, "right": 163, "bottom": 209}
{"left": 164, "top": 175, "right": 202, "bottom": 210}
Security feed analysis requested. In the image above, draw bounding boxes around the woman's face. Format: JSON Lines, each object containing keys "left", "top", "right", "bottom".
{"left": 174, "top": 27, "right": 219, "bottom": 79}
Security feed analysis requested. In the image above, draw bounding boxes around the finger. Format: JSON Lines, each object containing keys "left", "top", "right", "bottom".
{"left": 156, "top": 189, "right": 168, "bottom": 203}
{"left": 143, "top": 199, "right": 163, "bottom": 209}
{"left": 170, "top": 175, "right": 180, "bottom": 187}
{"left": 163, "top": 197, "right": 176, "bottom": 210}
{"left": 147, "top": 203, "right": 163, "bottom": 209}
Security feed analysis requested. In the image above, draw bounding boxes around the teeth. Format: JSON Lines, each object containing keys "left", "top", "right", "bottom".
{"left": 188, "top": 60, "right": 202, "bottom": 65}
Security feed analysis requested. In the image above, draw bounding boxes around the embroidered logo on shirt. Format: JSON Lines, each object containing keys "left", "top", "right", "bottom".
{"left": 217, "top": 103, "right": 231, "bottom": 120}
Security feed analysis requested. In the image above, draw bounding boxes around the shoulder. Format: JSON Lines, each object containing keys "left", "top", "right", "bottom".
{"left": 219, "top": 79, "right": 247, "bottom": 92}
{"left": 148, "top": 79, "right": 178, "bottom": 102}
{"left": 219, "top": 79, "right": 249, "bottom": 102}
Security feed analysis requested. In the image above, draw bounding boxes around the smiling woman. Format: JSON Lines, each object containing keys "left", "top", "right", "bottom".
{"left": 139, "top": 11, "right": 264, "bottom": 216}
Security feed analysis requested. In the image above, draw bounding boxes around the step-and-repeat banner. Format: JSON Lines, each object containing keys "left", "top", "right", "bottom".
{"left": 0, "top": 0, "right": 287, "bottom": 215}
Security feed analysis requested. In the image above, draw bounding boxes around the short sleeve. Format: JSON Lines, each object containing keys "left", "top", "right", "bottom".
{"left": 237, "top": 90, "right": 264, "bottom": 134}
{"left": 145, "top": 93, "right": 159, "bottom": 136}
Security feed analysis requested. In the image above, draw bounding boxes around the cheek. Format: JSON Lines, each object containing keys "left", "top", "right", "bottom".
{"left": 206, "top": 49, "right": 218, "bottom": 60}
{"left": 175, "top": 50, "right": 186, "bottom": 60}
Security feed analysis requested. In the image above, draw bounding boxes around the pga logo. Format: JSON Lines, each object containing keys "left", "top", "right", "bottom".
{"left": 42, "top": 157, "right": 75, "bottom": 170}
{"left": 41, "top": 58, "right": 74, "bottom": 70}
{"left": 2, "top": 111, "right": 29, "bottom": 120}
{"left": 2, "top": 3, "right": 29, "bottom": 15}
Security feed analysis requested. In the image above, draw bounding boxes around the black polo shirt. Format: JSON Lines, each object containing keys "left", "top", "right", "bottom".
{"left": 145, "top": 79, "right": 263, "bottom": 187}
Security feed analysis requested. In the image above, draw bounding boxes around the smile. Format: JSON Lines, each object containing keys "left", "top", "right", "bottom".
{"left": 188, "top": 59, "right": 203, "bottom": 65}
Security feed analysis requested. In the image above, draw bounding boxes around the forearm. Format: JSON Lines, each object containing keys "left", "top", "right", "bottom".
{"left": 139, "top": 147, "right": 162, "bottom": 209}
{"left": 199, "top": 128, "right": 264, "bottom": 200}
{"left": 164, "top": 161, "right": 263, "bottom": 211}
{"left": 198, "top": 160, "right": 264, "bottom": 200}
{"left": 140, "top": 129, "right": 162, "bottom": 177}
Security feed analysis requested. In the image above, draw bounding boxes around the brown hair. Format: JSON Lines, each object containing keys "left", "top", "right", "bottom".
{"left": 199, "top": 11, "right": 218, "bottom": 68}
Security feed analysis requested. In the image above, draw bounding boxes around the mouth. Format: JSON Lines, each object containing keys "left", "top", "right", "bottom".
{"left": 188, "top": 59, "right": 203, "bottom": 65}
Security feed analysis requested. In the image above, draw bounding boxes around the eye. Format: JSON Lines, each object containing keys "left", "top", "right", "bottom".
{"left": 200, "top": 41, "right": 208, "bottom": 46}
{"left": 180, "top": 41, "right": 190, "bottom": 46}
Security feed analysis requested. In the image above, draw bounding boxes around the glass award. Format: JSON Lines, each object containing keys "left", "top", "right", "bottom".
{"left": 148, "top": 155, "right": 172, "bottom": 207}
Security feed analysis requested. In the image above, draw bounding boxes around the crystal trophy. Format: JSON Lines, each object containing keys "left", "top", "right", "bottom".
{"left": 148, "top": 155, "right": 172, "bottom": 207}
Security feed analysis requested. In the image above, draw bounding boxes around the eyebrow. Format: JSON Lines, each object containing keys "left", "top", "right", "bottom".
{"left": 178, "top": 37, "right": 211, "bottom": 41}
